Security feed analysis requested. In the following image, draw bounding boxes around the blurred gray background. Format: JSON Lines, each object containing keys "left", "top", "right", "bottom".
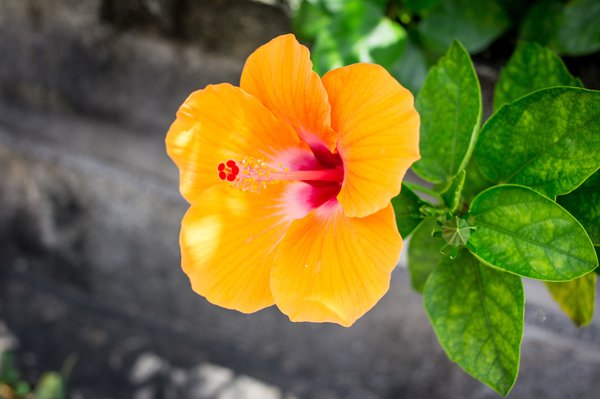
{"left": 0, "top": 1, "right": 599, "bottom": 398}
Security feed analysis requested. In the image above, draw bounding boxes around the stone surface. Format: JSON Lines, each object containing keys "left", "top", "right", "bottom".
{"left": 218, "top": 376, "right": 282, "bottom": 399}
{"left": 0, "top": 321, "right": 18, "bottom": 356}
{"left": 131, "top": 353, "right": 168, "bottom": 385}
{"left": 126, "top": 353, "right": 286, "bottom": 399}
{"left": 187, "top": 364, "right": 235, "bottom": 398}
{"left": 0, "top": 0, "right": 288, "bottom": 131}
{"left": 1, "top": 0, "right": 600, "bottom": 398}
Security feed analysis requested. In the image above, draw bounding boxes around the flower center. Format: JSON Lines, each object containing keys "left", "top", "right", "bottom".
{"left": 217, "top": 157, "right": 344, "bottom": 193}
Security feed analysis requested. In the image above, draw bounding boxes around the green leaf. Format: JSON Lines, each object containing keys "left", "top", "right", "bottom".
{"left": 555, "top": 0, "right": 600, "bottom": 56}
{"left": 312, "top": 0, "right": 406, "bottom": 75}
{"left": 363, "top": 19, "right": 407, "bottom": 68}
{"left": 403, "top": 0, "right": 441, "bottom": 15}
{"left": 292, "top": 0, "right": 335, "bottom": 42}
{"left": 391, "top": 183, "right": 428, "bottom": 238}
{"left": 390, "top": 38, "right": 428, "bottom": 94}
{"left": 475, "top": 87, "right": 600, "bottom": 198}
{"left": 412, "top": 41, "right": 481, "bottom": 185}
{"left": 440, "top": 170, "right": 466, "bottom": 212}
{"left": 468, "top": 185, "right": 599, "bottom": 281}
{"left": 496, "top": 0, "right": 532, "bottom": 23}
{"left": 463, "top": 157, "right": 492, "bottom": 204}
{"left": 519, "top": 0, "right": 600, "bottom": 56}
{"left": 35, "top": 373, "right": 65, "bottom": 399}
{"left": 15, "top": 380, "right": 31, "bottom": 396}
{"left": 424, "top": 250, "right": 523, "bottom": 396}
{"left": 408, "top": 217, "right": 444, "bottom": 292}
{"left": 519, "top": 0, "right": 563, "bottom": 48}
{"left": 0, "top": 352, "right": 20, "bottom": 386}
{"left": 493, "top": 41, "right": 582, "bottom": 111}
{"left": 557, "top": 171, "right": 600, "bottom": 246}
{"left": 546, "top": 272, "right": 596, "bottom": 327}
{"left": 418, "top": 0, "right": 510, "bottom": 54}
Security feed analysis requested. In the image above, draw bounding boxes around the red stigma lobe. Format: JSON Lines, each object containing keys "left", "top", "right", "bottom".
{"left": 217, "top": 160, "right": 240, "bottom": 182}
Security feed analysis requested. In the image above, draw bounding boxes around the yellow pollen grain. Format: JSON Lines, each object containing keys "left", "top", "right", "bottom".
{"left": 228, "top": 156, "right": 282, "bottom": 193}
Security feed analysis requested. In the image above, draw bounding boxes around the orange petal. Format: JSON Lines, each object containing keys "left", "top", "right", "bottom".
{"left": 322, "top": 63, "right": 420, "bottom": 218}
{"left": 180, "top": 184, "right": 294, "bottom": 313}
{"left": 270, "top": 202, "right": 402, "bottom": 327}
{"left": 166, "top": 83, "right": 305, "bottom": 203}
{"left": 240, "top": 34, "right": 337, "bottom": 151}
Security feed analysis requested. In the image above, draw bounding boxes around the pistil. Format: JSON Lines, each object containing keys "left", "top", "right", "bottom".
{"left": 217, "top": 158, "right": 344, "bottom": 192}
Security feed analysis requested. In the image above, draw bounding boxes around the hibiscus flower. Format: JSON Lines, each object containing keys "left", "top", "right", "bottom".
{"left": 166, "top": 34, "right": 419, "bottom": 327}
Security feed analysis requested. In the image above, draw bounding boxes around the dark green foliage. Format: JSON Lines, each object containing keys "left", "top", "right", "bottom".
{"left": 417, "top": 0, "right": 510, "bottom": 54}
{"left": 391, "top": 183, "right": 429, "bottom": 238}
{"left": 407, "top": 217, "right": 444, "bottom": 292}
{"left": 558, "top": 171, "right": 600, "bottom": 246}
{"left": 521, "top": 0, "right": 600, "bottom": 56}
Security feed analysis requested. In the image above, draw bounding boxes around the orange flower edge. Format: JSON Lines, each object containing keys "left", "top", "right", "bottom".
{"left": 166, "top": 34, "right": 420, "bottom": 327}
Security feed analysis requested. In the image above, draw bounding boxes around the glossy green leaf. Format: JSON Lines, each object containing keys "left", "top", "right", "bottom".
{"left": 493, "top": 41, "right": 582, "bottom": 111}
{"left": 418, "top": 0, "right": 510, "bottom": 54}
{"left": 424, "top": 250, "right": 523, "bottom": 396}
{"left": 312, "top": 0, "right": 406, "bottom": 75}
{"left": 555, "top": 0, "right": 600, "bottom": 56}
{"left": 546, "top": 272, "right": 596, "bottom": 327}
{"left": 468, "top": 185, "right": 599, "bottom": 281}
{"left": 557, "top": 171, "right": 600, "bottom": 246}
{"left": 475, "top": 87, "right": 600, "bottom": 198}
{"left": 412, "top": 41, "right": 481, "bottom": 185}
{"left": 441, "top": 170, "right": 466, "bottom": 212}
{"left": 408, "top": 218, "right": 444, "bottom": 292}
{"left": 391, "top": 184, "right": 428, "bottom": 238}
